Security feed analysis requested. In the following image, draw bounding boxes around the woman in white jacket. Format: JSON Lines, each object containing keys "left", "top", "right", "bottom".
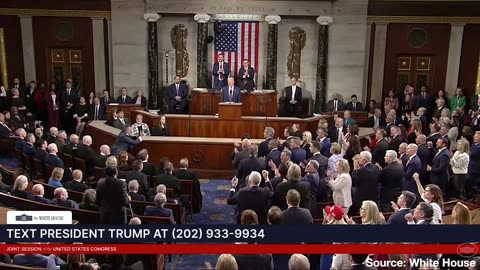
{"left": 327, "top": 158, "right": 352, "bottom": 214}
{"left": 450, "top": 139, "right": 470, "bottom": 200}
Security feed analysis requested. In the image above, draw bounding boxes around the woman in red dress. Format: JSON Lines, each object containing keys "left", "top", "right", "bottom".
{"left": 45, "top": 83, "right": 60, "bottom": 128}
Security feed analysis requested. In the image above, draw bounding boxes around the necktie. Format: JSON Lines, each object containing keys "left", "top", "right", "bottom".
{"left": 334, "top": 100, "right": 337, "bottom": 111}
{"left": 229, "top": 87, "right": 233, "bottom": 102}
{"left": 176, "top": 84, "right": 179, "bottom": 96}
{"left": 375, "top": 117, "right": 379, "bottom": 128}
{"left": 423, "top": 92, "right": 426, "bottom": 100}
{"left": 123, "top": 96, "right": 125, "bottom": 103}
{"left": 337, "top": 128, "right": 341, "bottom": 143}
{"left": 95, "top": 106, "right": 98, "bottom": 120}
{"left": 353, "top": 103, "right": 356, "bottom": 111}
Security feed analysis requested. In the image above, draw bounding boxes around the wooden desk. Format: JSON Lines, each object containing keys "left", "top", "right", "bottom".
{"left": 191, "top": 90, "right": 277, "bottom": 117}
{"left": 323, "top": 111, "right": 370, "bottom": 127}
{"left": 106, "top": 104, "right": 145, "bottom": 120}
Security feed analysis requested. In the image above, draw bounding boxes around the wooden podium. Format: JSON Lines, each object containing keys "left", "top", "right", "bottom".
{"left": 218, "top": 103, "right": 242, "bottom": 119}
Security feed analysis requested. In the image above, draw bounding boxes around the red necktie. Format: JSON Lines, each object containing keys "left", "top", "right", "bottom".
{"left": 229, "top": 88, "right": 233, "bottom": 102}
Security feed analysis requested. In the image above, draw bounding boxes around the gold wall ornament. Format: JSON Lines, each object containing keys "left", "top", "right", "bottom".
{"left": 0, "top": 28, "right": 8, "bottom": 89}
{"left": 170, "top": 24, "right": 189, "bottom": 78}
{"left": 287, "top": 27, "right": 306, "bottom": 79}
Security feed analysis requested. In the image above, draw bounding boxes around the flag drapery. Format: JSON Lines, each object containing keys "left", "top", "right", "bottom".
{"left": 214, "top": 21, "right": 260, "bottom": 81}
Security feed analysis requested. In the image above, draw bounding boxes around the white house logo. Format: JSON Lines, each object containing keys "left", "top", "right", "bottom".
{"left": 15, "top": 214, "right": 33, "bottom": 222}
{"left": 457, "top": 243, "right": 479, "bottom": 258}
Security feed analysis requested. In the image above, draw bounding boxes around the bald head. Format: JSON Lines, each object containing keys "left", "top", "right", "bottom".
{"left": 69, "top": 134, "right": 79, "bottom": 144}
{"left": 82, "top": 135, "right": 92, "bottom": 146}
{"left": 32, "top": 184, "right": 44, "bottom": 196}
{"left": 416, "top": 134, "right": 427, "bottom": 144}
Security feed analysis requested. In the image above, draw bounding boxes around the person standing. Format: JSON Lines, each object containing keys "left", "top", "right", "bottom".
{"left": 212, "top": 53, "right": 229, "bottom": 90}
{"left": 237, "top": 59, "right": 255, "bottom": 91}
{"left": 96, "top": 166, "right": 130, "bottom": 224}
{"left": 221, "top": 77, "right": 241, "bottom": 103}
{"left": 284, "top": 77, "right": 302, "bottom": 117}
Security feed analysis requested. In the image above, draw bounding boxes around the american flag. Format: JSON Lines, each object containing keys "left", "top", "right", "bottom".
{"left": 214, "top": 21, "right": 259, "bottom": 81}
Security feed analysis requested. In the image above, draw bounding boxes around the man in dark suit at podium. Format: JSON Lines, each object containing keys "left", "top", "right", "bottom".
{"left": 212, "top": 53, "right": 229, "bottom": 90}
{"left": 116, "top": 87, "right": 133, "bottom": 104}
{"left": 237, "top": 59, "right": 255, "bottom": 91}
{"left": 168, "top": 75, "right": 188, "bottom": 113}
{"left": 221, "top": 77, "right": 241, "bottom": 103}
{"left": 284, "top": 77, "right": 302, "bottom": 117}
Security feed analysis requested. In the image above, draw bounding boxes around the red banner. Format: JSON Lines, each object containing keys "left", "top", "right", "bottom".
{"left": 2, "top": 244, "right": 479, "bottom": 255}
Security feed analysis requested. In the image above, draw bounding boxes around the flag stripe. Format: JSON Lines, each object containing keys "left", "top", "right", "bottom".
{"left": 254, "top": 22, "right": 259, "bottom": 77}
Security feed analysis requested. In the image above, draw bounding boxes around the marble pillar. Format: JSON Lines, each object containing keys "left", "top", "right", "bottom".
{"left": 144, "top": 13, "right": 161, "bottom": 110}
{"left": 315, "top": 16, "right": 333, "bottom": 113}
{"left": 370, "top": 23, "right": 388, "bottom": 103}
{"left": 91, "top": 17, "right": 107, "bottom": 94}
{"left": 445, "top": 24, "right": 465, "bottom": 96}
{"left": 194, "top": 14, "right": 211, "bottom": 88}
{"left": 19, "top": 16, "right": 36, "bottom": 82}
{"left": 265, "top": 15, "right": 281, "bottom": 90}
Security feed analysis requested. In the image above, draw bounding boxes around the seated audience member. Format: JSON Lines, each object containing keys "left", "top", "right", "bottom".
{"left": 0, "top": 112, "right": 14, "bottom": 138}
{"left": 289, "top": 254, "right": 310, "bottom": 270}
{"left": 168, "top": 75, "right": 188, "bottom": 113}
{"left": 152, "top": 115, "right": 170, "bottom": 136}
{"left": 131, "top": 114, "right": 151, "bottom": 137}
{"left": 368, "top": 108, "right": 386, "bottom": 129}
{"left": 126, "top": 159, "right": 149, "bottom": 196}
{"left": 96, "top": 166, "right": 129, "bottom": 224}
{"left": 48, "top": 167, "right": 64, "bottom": 188}
{"left": 64, "top": 170, "right": 89, "bottom": 193}
{"left": 281, "top": 189, "right": 313, "bottom": 224}
{"left": 54, "top": 130, "right": 67, "bottom": 153}
{"left": 227, "top": 171, "right": 272, "bottom": 224}
{"left": 259, "top": 127, "right": 275, "bottom": 158}
{"left": 77, "top": 135, "right": 99, "bottom": 176}
{"left": 149, "top": 184, "right": 177, "bottom": 204}
{"left": 22, "top": 133, "right": 36, "bottom": 157}
{"left": 88, "top": 96, "right": 105, "bottom": 121}
{"left": 292, "top": 124, "right": 302, "bottom": 138}
{"left": 110, "top": 126, "right": 142, "bottom": 156}
{"left": 128, "top": 180, "right": 146, "bottom": 201}
{"left": 63, "top": 134, "right": 79, "bottom": 157}
{"left": 61, "top": 253, "right": 99, "bottom": 270}
{"left": 137, "top": 148, "right": 157, "bottom": 176}
{"left": 13, "top": 253, "right": 59, "bottom": 269}
{"left": 0, "top": 174, "right": 11, "bottom": 194}
{"left": 273, "top": 164, "right": 309, "bottom": 210}
{"left": 34, "top": 139, "right": 48, "bottom": 162}
{"left": 47, "top": 127, "right": 59, "bottom": 144}
{"left": 105, "top": 108, "right": 118, "bottom": 126}
{"left": 129, "top": 217, "right": 141, "bottom": 225}
{"left": 45, "top": 143, "right": 65, "bottom": 168}
{"left": 144, "top": 193, "right": 176, "bottom": 224}
{"left": 345, "top": 94, "right": 363, "bottom": 112}
{"left": 95, "top": 144, "right": 110, "bottom": 167}
{"left": 79, "top": 189, "right": 98, "bottom": 211}
{"left": 387, "top": 191, "right": 416, "bottom": 225}
{"left": 105, "top": 156, "right": 118, "bottom": 168}
{"left": 174, "top": 157, "right": 203, "bottom": 213}
{"left": 117, "top": 151, "right": 132, "bottom": 171}
{"left": 343, "top": 110, "right": 357, "bottom": 127}
{"left": 116, "top": 87, "right": 132, "bottom": 104}
{"left": 15, "top": 128, "right": 26, "bottom": 151}
{"left": 157, "top": 158, "right": 170, "bottom": 175}
{"left": 267, "top": 206, "right": 283, "bottom": 224}
{"left": 154, "top": 162, "right": 182, "bottom": 196}
{"left": 326, "top": 93, "right": 345, "bottom": 112}
{"left": 31, "top": 184, "right": 51, "bottom": 204}
{"left": 214, "top": 254, "right": 239, "bottom": 270}
{"left": 284, "top": 77, "right": 302, "bottom": 117}
{"left": 112, "top": 110, "right": 130, "bottom": 130}
{"left": 132, "top": 89, "right": 147, "bottom": 108}
{"left": 51, "top": 188, "right": 79, "bottom": 209}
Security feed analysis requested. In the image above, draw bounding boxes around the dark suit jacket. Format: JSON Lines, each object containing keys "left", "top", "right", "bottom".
{"left": 116, "top": 95, "right": 133, "bottom": 104}
{"left": 16, "top": 138, "right": 25, "bottom": 151}
{"left": 326, "top": 99, "right": 345, "bottom": 112}
{"left": 61, "top": 88, "right": 78, "bottom": 109}
{"left": 44, "top": 153, "right": 64, "bottom": 168}
{"left": 212, "top": 61, "right": 230, "bottom": 90}
{"left": 88, "top": 104, "right": 106, "bottom": 120}
{"left": 23, "top": 143, "right": 36, "bottom": 157}
{"left": 131, "top": 96, "right": 147, "bottom": 108}
{"left": 237, "top": 67, "right": 255, "bottom": 90}
{"left": 233, "top": 149, "right": 250, "bottom": 170}
{"left": 430, "top": 148, "right": 450, "bottom": 192}
{"left": 433, "top": 106, "right": 445, "bottom": 120}
{"left": 284, "top": 86, "right": 302, "bottom": 103}
{"left": 309, "top": 153, "right": 329, "bottom": 177}
{"left": 387, "top": 208, "right": 411, "bottom": 225}
{"left": 168, "top": 83, "right": 188, "bottom": 100}
{"left": 51, "top": 198, "right": 79, "bottom": 209}
{"left": 379, "top": 162, "right": 403, "bottom": 204}
{"left": 403, "top": 155, "right": 422, "bottom": 195}
{"left": 129, "top": 192, "right": 146, "bottom": 201}
{"left": 95, "top": 155, "right": 108, "bottom": 167}
{"left": 126, "top": 170, "right": 149, "bottom": 196}
{"left": 233, "top": 254, "right": 273, "bottom": 270}
{"left": 367, "top": 115, "right": 386, "bottom": 128}
{"left": 274, "top": 181, "right": 310, "bottom": 210}
{"left": 372, "top": 138, "right": 389, "bottom": 167}
{"left": 96, "top": 176, "right": 129, "bottom": 224}
{"left": 174, "top": 169, "right": 203, "bottom": 213}
{"left": 64, "top": 181, "right": 89, "bottom": 193}
{"left": 141, "top": 161, "right": 157, "bottom": 176}
{"left": 265, "top": 148, "right": 281, "bottom": 167}
{"left": 319, "top": 137, "right": 332, "bottom": 158}
{"left": 413, "top": 93, "right": 434, "bottom": 112}
{"left": 113, "top": 118, "right": 130, "bottom": 130}
{"left": 0, "top": 182, "right": 11, "bottom": 193}
{"left": 100, "top": 96, "right": 111, "bottom": 107}
{"left": 236, "top": 156, "right": 266, "bottom": 188}
{"left": 291, "top": 147, "right": 307, "bottom": 165}
{"left": 302, "top": 172, "right": 326, "bottom": 208}
{"left": 0, "top": 122, "right": 12, "bottom": 138}
{"left": 227, "top": 185, "right": 272, "bottom": 224}
{"left": 110, "top": 131, "right": 142, "bottom": 156}
{"left": 144, "top": 206, "right": 175, "bottom": 224}
{"left": 329, "top": 126, "right": 347, "bottom": 144}
{"left": 10, "top": 189, "right": 34, "bottom": 200}
{"left": 352, "top": 163, "right": 381, "bottom": 210}
{"left": 154, "top": 173, "right": 182, "bottom": 196}
{"left": 258, "top": 137, "right": 272, "bottom": 158}
{"left": 417, "top": 143, "right": 434, "bottom": 174}
{"left": 220, "top": 85, "right": 242, "bottom": 103}
{"left": 427, "top": 133, "right": 441, "bottom": 149}
{"left": 344, "top": 101, "right": 363, "bottom": 112}
{"left": 13, "top": 254, "right": 57, "bottom": 269}
{"left": 63, "top": 143, "right": 78, "bottom": 157}
{"left": 33, "top": 195, "right": 51, "bottom": 204}
{"left": 77, "top": 144, "right": 99, "bottom": 171}
{"left": 281, "top": 207, "right": 313, "bottom": 224}
{"left": 468, "top": 143, "right": 480, "bottom": 176}
{"left": 34, "top": 149, "right": 48, "bottom": 162}
{"left": 390, "top": 135, "right": 407, "bottom": 152}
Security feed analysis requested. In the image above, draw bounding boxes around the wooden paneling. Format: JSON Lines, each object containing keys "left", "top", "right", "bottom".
{"left": 106, "top": 104, "right": 144, "bottom": 121}
{"left": 369, "top": 1, "right": 480, "bottom": 17}
{"left": 458, "top": 24, "right": 480, "bottom": 104}
{"left": 383, "top": 23, "right": 450, "bottom": 98}
{"left": 32, "top": 17, "right": 94, "bottom": 95}
{"left": 0, "top": 15, "right": 24, "bottom": 85}
{"left": 0, "top": 0, "right": 110, "bottom": 11}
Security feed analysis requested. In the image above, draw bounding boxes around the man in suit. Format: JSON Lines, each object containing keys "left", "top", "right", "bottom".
{"left": 398, "top": 143, "right": 409, "bottom": 167}
{"left": 292, "top": 123, "right": 302, "bottom": 138}
{"left": 96, "top": 166, "right": 130, "bottom": 224}
{"left": 23, "top": 133, "right": 36, "bottom": 157}
{"left": 125, "top": 159, "right": 149, "bottom": 196}
{"left": 11, "top": 77, "right": 26, "bottom": 98}
{"left": 144, "top": 193, "right": 175, "bottom": 224}
{"left": 168, "top": 75, "right": 188, "bottom": 113}
{"left": 88, "top": 97, "right": 105, "bottom": 121}
{"left": 403, "top": 144, "right": 422, "bottom": 195}
{"left": 308, "top": 141, "right": 328, "bottom": 177}
{"left": 433, "top": 97, "right": 446, "bottom": 120}
{"left": 174, "top": 158, "right": 203, "bottom": 213}
{"left": 227, "top": 171, "right": 272, "bottom": 224}
{"left": 366, "top": 129, "right": 389, "bottom": 168}
{"left": 349, "top": 254, "right": 370, "bottom": 270}
{"left": 60, "top": 81, "right": 77, "bottom": 134}
{"left": 316, "top": 128, "right": 331, "bottom": 158}
{"left": 0, "top": 112, "right": 13, "bottom": 138}
{"left": 384, "top": 114, "right": 395, "bottom": 138}
{"left": 379, "top": 150, "right": 404, "bottom": 212}
{"left": 110, "top": 126, "right": 143, "bottom": 156}
{"left": 466, "top": 131, "right": 480, "bottom": 199}
{"left": 34, "top": 139, "right": 48, "bottom": 162}
{"left": 154, "top": 162, "right": 182, "bottom": 196}
{"left": 237, "top": 59, "right": 255, "bottom": 91}
{"left": 344, "top": 94, "right": 363, "bottom": 112}
{"left": 95, "top": 145, "right": 110, "bottom": 167}
{"left": 284, "top": 77, "right": 302, "bottom": 117}
{"left": 128, "top": 180, "right": 146, "bottom": 201}
{"left": 439, "top": 125, "right": 451, "bottom": 150}
{"left": 31, "top": 184, "right": 51, "bottom": 204}
{"left": 24, "top": 81, "right": 37, "bottom": 114}
{"left": 212, "top": 53, "right": 230, "bottom": 90}
{"left": 15, "top": 128, "right": 27, "bottom": 151}
{"left": 428, "top": 137, "right": 450, "bottom": 195}
{"left": 100, "top": 89, "right": 111, "bottom": 107}
{"left": 44, "top": 143, "right": 64, "bottom": 168}
{"left": 258, "top": 127, "right": 274, "bottom": 158}
{"left": 137, "top": 149, "right": 157, "bottom": 176}
{"left": 232, "top": 138, "right": 251, "bottom": 172}
{"left": 426, "top": 123, "right": 441, "bottom": 149}
{"left": 63, "top": 134, "right": 79, "bottom": 157}
{"left": 387, "top": 191, "right": 416, "bottom": 225}
{"left": 289, "top": 137, "right": 306, "bottom": 165}
{"left": 352, "top": 151, "right": 381, "bottom": 212}
{"left": 281, "top": 189, "right": 313, "bottom": 224}
{"left": 113, "top": 110, "right": 130, "bottom": 130}
{"left": 116, "top": 87, "right": 133, "bottom": 104}
{"left": 416, "top": 134, "right": 434, "bottom": 185}
{"left": 13, "top": 254, "right": 58, "bottom": 269}
{"left": 343, "top": 110, "right": 357, "bottom": 127}
{"left": 77, "top": 135, "right": 99, "bottom": 176}
{"left": 50, "top": 188, "right": 79, "bottom": 209}
{"left": 303, "top": 160, "right": 327, "bottom": 209}
{"left": 63, "top": 170, "right": 89, "bottom": 193}
{"left": 273, "top": 164, "right": 310, "bottom": 210}
{"left": 367, "top": 108, "right": 386, "bottom": 129}
{"left": 221, "top": 77, "right": 242, "bottom": 103}
{"left": 329, "top": 118, "right": 347, "bottom": 144}
{"left": 282, "top": 126, "right": 294, "bottom": 150}
{"left": 326, "top": 93, "right": 345, "bottom": 112}
{"left": 236, "top": 144, "right": 266, "bottom": 188}
{"left": 389, "top": 125, "right": 407, "bottom": 151}
{"left": 413, "top": 85, "right": 434, "bottom": 115}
